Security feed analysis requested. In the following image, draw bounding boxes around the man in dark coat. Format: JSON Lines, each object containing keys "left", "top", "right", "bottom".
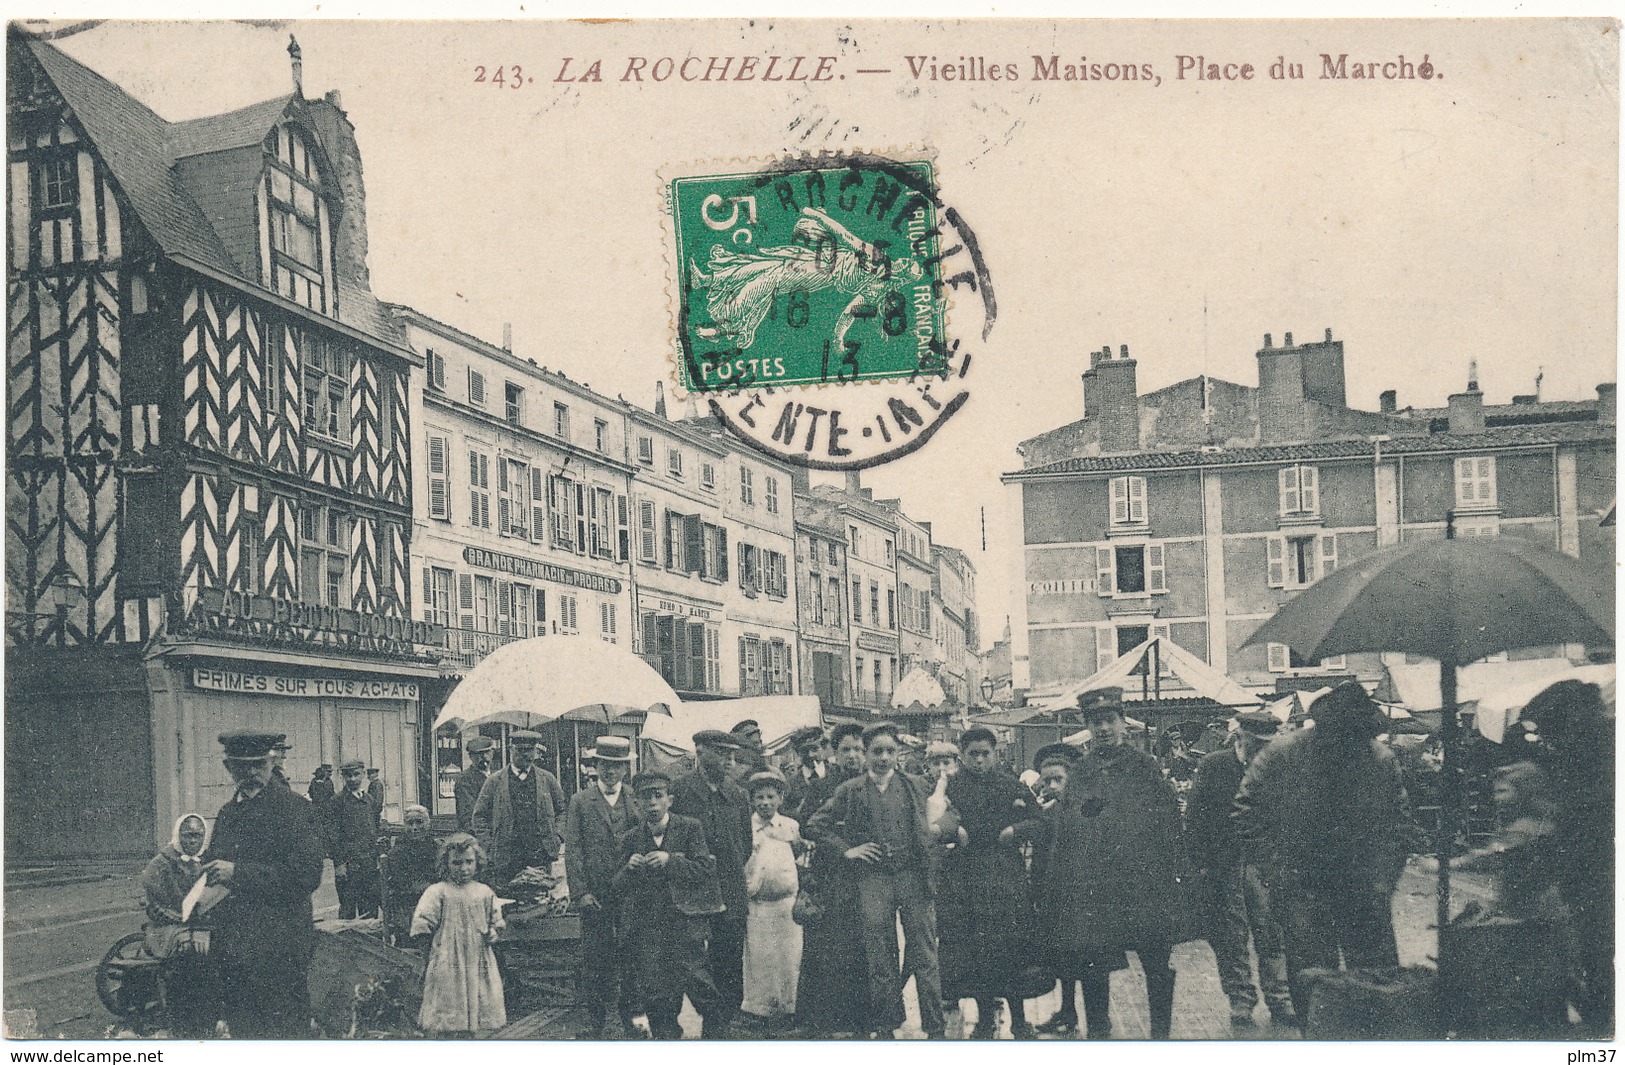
{"left": 940, "top": 726, "right": 1035, "bottom": 1038}
{"left": 454, "top": 736, "right": 496, "bottom": 832}
{"left": 563, "top": 736, "right": 638, "bottom": 1036}
{"left": 1233, "top": 680, "right": 1412, "bottom": 1029}
{"left": 793, "top": 721, "right": 873, "bottom": 1036}
{"left": 1186, "top": 711, "right": 1294, "bottom": 1029}
{"left": 782, "top": 726, "right": 830, "bottom": 815}
{"left": 670, "top": 729, "right": 751, "bottom": 1037}
{"left": 326, "top": 759, "right": 382, "bottom": 918}
{"left": 730, "top": 719, "right": 767, "bottom": 779}
{"left": 610, "top": 770, "right": 727, "bottom": 1040}
{"left": 807, "top": 721, "right": 947, "bottom": 1039}
{"left": 202, "top": 730, "right": 325, "bottom": 1038}
{"left": 474, "top": 730, "right": 567, "bottom": 883}
{"left": 268, "top": 739, "right": 296, "bottom": 794}
{"left": 1018, "top": 689, "right": 1190, "bottom": 1039}
{"left": 306, "top": 765, "right": 334, "bottom": 805}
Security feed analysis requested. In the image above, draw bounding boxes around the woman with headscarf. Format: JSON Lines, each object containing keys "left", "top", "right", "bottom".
{"left": 138, "top": 813, "right": 220, "bottom": 1037}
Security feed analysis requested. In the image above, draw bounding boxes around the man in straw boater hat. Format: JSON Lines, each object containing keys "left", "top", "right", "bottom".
{"left": 670, "top": 729, "right": 753, "bottom": 1037}
{"left": 1186, "top": 710, "right": 1295, "bottom": 1031}
{"left": 474, "top": 729, "right": 567, "bottom": 884}
{"left": 1233, "top": 679, "right": 1411, "bottom": 1032}
{"left": 454, "top": 735, "right": 497, "bottom": 832}
{"left": 564, "top": 735, "right": 639, "bottom": 1036}
{"left": 201, "top": 729, "right": 324, "bottom": 1037}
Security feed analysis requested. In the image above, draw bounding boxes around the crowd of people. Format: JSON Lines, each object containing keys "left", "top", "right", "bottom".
{"left": 133, "top": 676, "right": 1612, "bottom": 1040}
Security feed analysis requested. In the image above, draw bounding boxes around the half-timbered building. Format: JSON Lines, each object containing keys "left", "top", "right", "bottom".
{"left": 6, "top": 35, "right": 439, "bottom": 857}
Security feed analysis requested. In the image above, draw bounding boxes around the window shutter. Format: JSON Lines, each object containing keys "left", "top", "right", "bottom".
{"left": 1267, "top": 642, "right": 1290, "bottom": 673}
{"left": 530, "top": 468, "right": 547, "bottom": 542}
{"left": 1095, "top": 545, "right": 1115, "bottom": 596}
{"left": 616, "top": 494, "right": 630, "bottom": 562}
{"left": 1146, "top": 542, "right": 1166, "bottom": 593}
{"left": 705, "top": 627, "right": 720, "bottom": 691}
{"left": 1096, "top": 625, "right": 1116, "bottom": 670}
{"left": 688, "top": 622, "right": 707, "bottom": 693}
{"left": 497, "top": 459, "right": 511, "bottom": 535}
{"left": 467, "top": 368, "right": 485, "bottom": 407}
{"left": 1319, "top": 533, "right": 1338, "bottom": 577}
{"left": 496, "top": 580, "right": 512, "bottom": 636}
{"left": 1110, "top": 477, "right": 1129, "bottom": 525}
{"left": 1300, "top": 466, "right": 1319, "bottom": 515}
{"left": 1456, "top": 458, "right": 1476, "bottom": 502}
{"left": 1150, "top": 621, "right": 1172, "bottom": 674}
{"left": 1128, "top": 476, "right": 1147, "bottom": 523}
{"left": 427, "top": 435, "right": 449, "bottom": 520}
{"left": 717, "top": 526, "right": 729, "bottom": 580}
{"left": 457, "top": 573, "right": 474, "bottom": 644}
{"left": 642, "top": 612, "right": 661, "bottom": 662}
{"left": 1266, "top": 535, "right": 1286, "bottom": 588}
{"left": 587, "top": 488, "right": 602, "bottom": 556}
{"left": 533, "top": 587, "right": 546, "bottom": 635}
{"left": 1480, "top": 457, "right": 1496, "bottom": 503}
{"left": 754, "top": 549, "right": 765, "bottom": 593}
{"left": 738, "top": 543, "right": 749, "bottom": 590}
{"left": 421, "top": 567, "right": 434, "bottom": 623}
{"left": 738, "top": 638, "right": 748, "bottom": 695}
{"left": 574, "top": 482, "right": 588, "bottom": 555}
{"left": 1278, "top": 466, "right": 1299, "bottom": 515}
{"left": 638, "top": 500, "right": 657, "bottom": 562}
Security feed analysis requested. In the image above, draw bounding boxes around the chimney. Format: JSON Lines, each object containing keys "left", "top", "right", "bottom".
{"left": 844, "top": 470, "right": 861, "bottom": 496}
{"left": 654, "top": 381, "right": 667, "bottom": 418}
{"left": 1447, "top": 367, "right": 1485, "bottom": 434}
{"left": 501, "top": 323, "right": 512, "bottom": 352}
{"left": 1597, "top": 383, "right": 1616, "bottom": 425}
{"left": 288, "top": 36, "right": 303, "bottom": 97}
{"left": 789, "top": 464, "right": 811, "bottom": 495}
{"left": 1379, "top": 389, "right": 1397, "bottom": 414}
{"left": 324, "top": 89, "right": 343, "bottom": 109}
{"left": 1257, "top": 332, "right": 1306, "bottom": 443}
{"left": 1084, "top": 344, "right": 1140, "bottom": 452}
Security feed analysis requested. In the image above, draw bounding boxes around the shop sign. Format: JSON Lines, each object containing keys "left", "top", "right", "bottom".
{"left": 856, "top": 631, "right": 899, "bottom": 653}
{"left": 173, "top": 589, "right": 445, "bottom": 660}
{"left": 192, "top": 667, "right": 419, "bottom": 701}
{"left": 644, "top": 595, "right": 714, "bottom": 620}
{"left": 463, "top": 546, "right": 623, "bottom": 595}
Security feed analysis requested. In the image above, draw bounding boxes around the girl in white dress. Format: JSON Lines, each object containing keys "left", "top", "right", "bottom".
{"left": 742, "top": 769, "right": 805, "bottom": 1026}
{"left": 411, "top": 832, "right": 506, "bottom": 1036}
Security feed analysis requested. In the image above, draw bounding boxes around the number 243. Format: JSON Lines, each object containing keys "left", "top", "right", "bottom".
{"left": 474, "top": 65, "right": 526, "bottom": 89}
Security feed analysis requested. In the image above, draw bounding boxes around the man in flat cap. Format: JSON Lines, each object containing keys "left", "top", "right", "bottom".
{"left": 201, "top": 730, "right": 325, "bottom": 1037}
{"left": 268, "top": 738, "right": 295, "bottom": 794}
{"left": 326, "top": 759, "right": 382, "bottom": 918}
{"left": 564, "top": 735, "right": 638, "bottom": 1036}
{"left": 670, "top": 728, "right": 752, "bottom": 1037}
{"left": 1186, "top": 711, "right": 1294, "bottom": 1030}
{"left": 455, "top": 735, "right": 497, "bottom": 832}
{"left": 730, "top": 719, "right": 767, "bottom": 780}
{"left": 1233, "top": 680, "right": 1412, "bottom": 1031}
{"left": 783, "top": 726, "right": 830, "bottom": 815}
{"left": 474, "top": 729, "right": 567, "bottom": 885}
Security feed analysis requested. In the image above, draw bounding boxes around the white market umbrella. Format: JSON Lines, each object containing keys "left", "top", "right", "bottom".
{"left": 433, "top": 636, "right": 680, "bottom": 730}
{"left": 1473, "top": 663, "right": 1615, "bottom": 744}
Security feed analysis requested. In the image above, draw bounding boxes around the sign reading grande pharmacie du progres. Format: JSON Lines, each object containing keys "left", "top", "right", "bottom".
{"left": 192, "top": 668, "right": 421, "bottom": 701}
{"left": 462, "top": 546, "right": 624, "bottom": 595}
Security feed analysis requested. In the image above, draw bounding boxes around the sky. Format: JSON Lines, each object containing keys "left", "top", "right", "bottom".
{"left": 43, "top": 17, "right": 1619, "bottom": 650}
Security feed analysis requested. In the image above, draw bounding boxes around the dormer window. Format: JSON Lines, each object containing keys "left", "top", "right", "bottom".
{"left": 264, "top": 124, "right": 331, "bottom": 314}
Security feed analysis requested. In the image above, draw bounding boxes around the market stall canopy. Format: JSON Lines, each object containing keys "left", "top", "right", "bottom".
{"left": 1375, "top": 656, "right": 1583, "bottom": 713}
{"left": 892, "top": 667, "right": 947, "bottom": 710}
{"left": 1031, "top": 636, "right": 1259, "bottom": 712}
{"left": 432, "top": 636, "right": 679, "bottom": 731}
{"left": 1474, "top": 663, "right": 1615, "bottom": 743}
{"left": 1264, "top": 687, "right": 1331, "bottom": 723}
{"left": 640, "top": 695, "right": 822, "bottom": 754}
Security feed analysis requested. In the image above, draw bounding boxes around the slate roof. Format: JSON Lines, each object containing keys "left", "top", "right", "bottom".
{"left": 23, "top": 37, "right": 404, "bottom": 351}
{"left": 1008, "top": 419, "right": 1616, "bottom": 479}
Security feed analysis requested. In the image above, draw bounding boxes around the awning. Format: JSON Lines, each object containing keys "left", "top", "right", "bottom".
{"left": 640, "top": 695, "right": 822, "bottom": 753}
{"left": 1374, "top": 656, "right": 1585, "bottom": 712}
{"left": 1030, "top": 636, "right": 1260, "bottom": 713}
{"left": 892, "top": 667, "right": 947, "bottom": 709}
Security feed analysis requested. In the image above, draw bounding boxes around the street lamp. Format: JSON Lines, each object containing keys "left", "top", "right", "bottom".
{"left": 979, "top": 676, "right": 995, "bottom": 706}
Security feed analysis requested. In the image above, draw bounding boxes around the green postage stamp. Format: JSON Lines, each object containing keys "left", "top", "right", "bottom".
{"left": 671, "top": 156, "right": 949, "bottom": 392}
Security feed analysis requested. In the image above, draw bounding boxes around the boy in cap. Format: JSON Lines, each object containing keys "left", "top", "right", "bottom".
{"left": 807, "top": 721, "right": 947, "bottom": 1039}
{"left": 1186, "top": 711, "right": 1294, "bottom": 1029}
{"left": 564, "top": 735, "right": 638, "bottom": 1036}
{"left": 670, "top": 728, "right": 752, "bottom": 1036}
{"left": 327, "top": 759, "right": 382, "bottom": 918}
{"left": 1233, "top": 680, "right": 1410, "bottom": 1030}
{"left": 307, "top": 764, "right": 334, "bottom": 805}
{"left": 202, "top": 730, "right": 325, "bottom": 1037}
{"left": 455, "top": 736, "right": 497, "bottom": 832}
{"left": 611, "top": 769, "right": 726, "bottom": 1039}
{"left": 783, "top": 726, "right": 831, "bottom": 813}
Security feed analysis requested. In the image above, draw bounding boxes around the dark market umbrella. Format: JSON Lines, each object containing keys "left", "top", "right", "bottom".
{"left": 1243, "top": 536, "right": 1614, "bottom": 942}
